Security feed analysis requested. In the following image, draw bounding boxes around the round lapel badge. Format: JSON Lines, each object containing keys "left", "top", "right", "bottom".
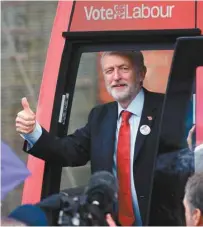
{"left": 140, "top": 125, "right": 151, "bottom": 135}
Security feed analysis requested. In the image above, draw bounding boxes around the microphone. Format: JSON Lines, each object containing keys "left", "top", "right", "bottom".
{"left": 37, "top": 186, "right": 85, "bottom": 211}
{"left": 37, "top": 171, "right": 117, "bottom": 214}
{"left": 85, "top": 170, "right": 118, "bottom": 213}
{"left": 8, "top": 204, "right": 48, "bottom": 226}
{"left": 33, "top": 171, "right": 117, "bottom": 226}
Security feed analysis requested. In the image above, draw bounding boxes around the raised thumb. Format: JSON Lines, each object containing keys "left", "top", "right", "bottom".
{"left": 21, "top": 97, "right": 33, "bottom": 113}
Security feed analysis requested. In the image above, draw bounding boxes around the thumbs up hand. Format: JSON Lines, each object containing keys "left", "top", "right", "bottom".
{"left": 16, "top": 98, "right": 36, "bottom": 134}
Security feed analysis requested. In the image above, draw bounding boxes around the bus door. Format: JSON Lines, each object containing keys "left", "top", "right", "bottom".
{"left": 22, "top": 0, "right": 203, "bottom": 225}
{"left": 150, "top": 36, "right": 203, "bottom": 225}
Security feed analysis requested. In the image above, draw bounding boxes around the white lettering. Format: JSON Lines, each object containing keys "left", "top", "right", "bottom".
{"left": 160, "top": 6, "right": 168, "bottom": 18}
{"left": 84, "top": 6, "right": 93, "bottom": 20}
{"left": 151, "top": 6, "right": 160, "bottom": 18}
{"left": 84, "top": 4, "right": 175, "bottom": 21}
{"left": 142, "top": 4, "right": 150, "bottom": 19}
{"left": 133, "top": 7, "right": 141, "bottom": 18}
{"left": 92, "top": 9, "right": 100, "bottom": 20}
{"left": 106, "top": 8, "right": 113, "bottom": 20}
{"left": 169, "top": 5, "right": 175, "bottom": 17}
{"left": 126, "top": 5, "right": 132, "bottom": 19}
{"left": 100, "top": 7, "right": 105, "bottom": 20}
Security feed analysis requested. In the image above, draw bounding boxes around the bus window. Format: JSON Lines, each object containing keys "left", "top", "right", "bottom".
{"left": 185, "top": 82, "right": 196, "bottom": 149}
{"left": 60, "top": 49, "right": 174, "bottom": 190}
{"left": 149, "top": 37, "right": 203, "bottom": 226}
{"left": 60, "top": 52, "right": 97, "bottom": 190}
{"left": 186, "top": 66, "right": 203, "bottom": 172}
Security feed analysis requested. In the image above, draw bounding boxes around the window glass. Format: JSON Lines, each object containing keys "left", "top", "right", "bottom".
{"left": 60, "top": 49, "right": 174, "bottom": 190}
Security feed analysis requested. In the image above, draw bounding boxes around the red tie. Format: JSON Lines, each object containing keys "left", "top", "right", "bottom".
{"left": 117, "top": 111, "right": 135, "bottom": 226}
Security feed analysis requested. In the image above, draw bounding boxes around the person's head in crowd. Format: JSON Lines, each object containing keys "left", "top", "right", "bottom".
{"left": 183, "top": 172, "right": 203, "bottom": 226}
{"left": 194, "top": 143, "right": 203, "bottom": 173}
{"left": 101, "top": 51, "right": 147, "bottom": 108}
{"left": 150, "top": 148, "right": 194, "bottom": 225}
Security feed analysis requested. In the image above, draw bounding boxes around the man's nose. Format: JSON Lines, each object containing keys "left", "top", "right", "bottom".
{"left": 113, "top": 68, "right": 121, "bottom": 80}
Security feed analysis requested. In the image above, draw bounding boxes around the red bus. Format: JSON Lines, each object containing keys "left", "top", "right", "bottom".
{"left": 21, "top": 1, "right": 203, "bottom": 225}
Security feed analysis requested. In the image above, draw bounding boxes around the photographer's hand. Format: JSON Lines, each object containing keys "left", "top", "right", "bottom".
{"left": 106, "top": 214, "right": 117, "bottom": 227}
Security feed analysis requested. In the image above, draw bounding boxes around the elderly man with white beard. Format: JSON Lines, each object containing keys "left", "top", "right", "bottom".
{"left": 15, "top": 51, "right": 187, "bottom": 226}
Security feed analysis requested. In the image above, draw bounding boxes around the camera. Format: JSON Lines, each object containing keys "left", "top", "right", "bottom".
{"left": 39, "top": 171, "right": 118, "bottom": 226}
{"left": 58, "top": 193, "right": 107, "bottom": 226}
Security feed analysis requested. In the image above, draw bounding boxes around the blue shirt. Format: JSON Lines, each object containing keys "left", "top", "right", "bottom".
{"left": 113, "top": 88, "right": 144, "bottom": 226}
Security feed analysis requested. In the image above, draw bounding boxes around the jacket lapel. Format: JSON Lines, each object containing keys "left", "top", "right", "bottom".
{"left": 100, "top": 102, "right": 118, "bottom": 173}
{"left": 134, "top": 89, "right": 159, "bottom": 162}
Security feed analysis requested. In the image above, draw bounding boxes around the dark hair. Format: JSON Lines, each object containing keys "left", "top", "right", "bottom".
{"left": 185, "top": 172, "right": 203, "bottom": 214}
{"left": 149, "top": 148, "right": 194, "bottom": 225}
{"left": 101, "top": 51, "right": 146, "bottom": 72}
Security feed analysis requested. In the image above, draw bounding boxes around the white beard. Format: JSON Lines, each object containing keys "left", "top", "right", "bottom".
{"left": 106, "top": 84, "right": 138, "bottom": 102}
{"left": 110, "top": 87, "right": 131, "bottom": 102}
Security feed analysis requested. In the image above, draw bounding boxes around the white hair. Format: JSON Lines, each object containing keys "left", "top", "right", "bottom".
{"left": 194, "top": 143, "right": 203, "bottom": 173}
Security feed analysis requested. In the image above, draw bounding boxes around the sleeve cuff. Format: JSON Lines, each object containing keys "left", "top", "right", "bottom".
{"left": 20, "top": 121, "right": 42, "bottom": 149}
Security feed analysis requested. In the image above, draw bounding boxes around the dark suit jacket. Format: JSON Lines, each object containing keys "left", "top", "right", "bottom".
{"left": 25, "top": 88, "right": 187, "bottom": 225}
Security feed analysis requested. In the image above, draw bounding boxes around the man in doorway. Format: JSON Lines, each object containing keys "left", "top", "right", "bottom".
{"left": 15, "top": 51, "right": 186, "bottom": 225}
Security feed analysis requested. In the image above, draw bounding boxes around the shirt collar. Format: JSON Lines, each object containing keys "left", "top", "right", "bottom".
{"left": 118, "top": 88, "right": 144, "bottom": 118}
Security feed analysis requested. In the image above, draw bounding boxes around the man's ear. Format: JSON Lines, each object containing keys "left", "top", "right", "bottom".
{"left": 140, "top": 66, "right": 147, "bottom": 83}
{"left": 143, "top": 65, "right": 147, "bottom": 75}
{"left": 192, "top": 208, "right": 202, "bottom": 226}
